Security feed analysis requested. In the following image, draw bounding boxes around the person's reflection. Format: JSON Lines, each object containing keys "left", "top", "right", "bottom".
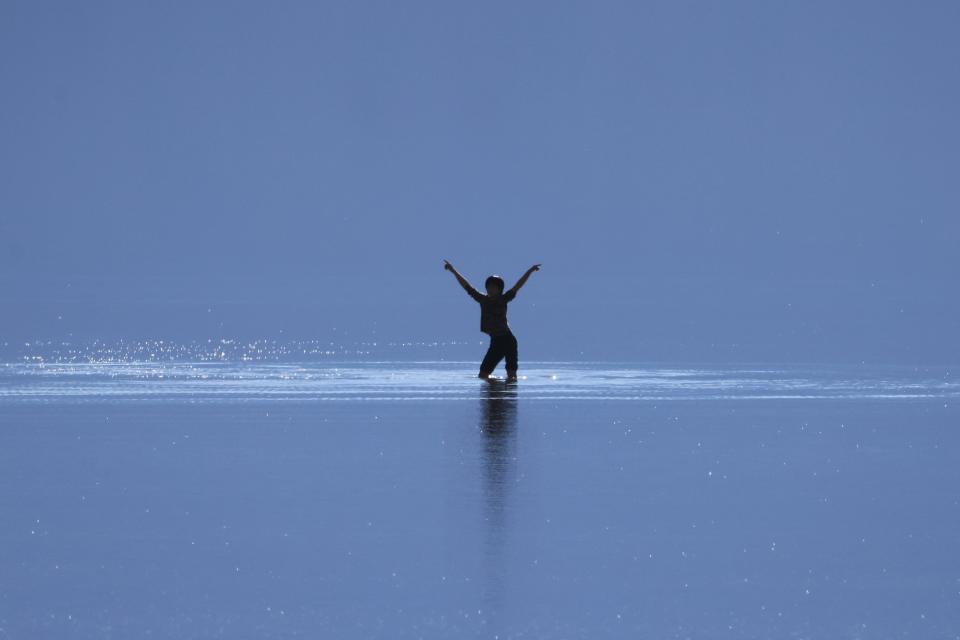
{"left": 478, "top": 382, "right": 518, "bottom": 622}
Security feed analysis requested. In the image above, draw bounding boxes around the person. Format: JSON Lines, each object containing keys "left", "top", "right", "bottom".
{"left": 444, "top": 260, "right": 541, "bottom": 381}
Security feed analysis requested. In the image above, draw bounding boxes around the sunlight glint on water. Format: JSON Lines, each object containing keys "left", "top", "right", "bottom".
{"left": 0, "top": 362, "right": 955, "bottom": 402}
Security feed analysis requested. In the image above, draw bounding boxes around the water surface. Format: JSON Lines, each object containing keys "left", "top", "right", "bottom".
{"left": 1, "top": 361, "right": 955, "bottom": 402}
{"left": 1, "top": 363, "right": 957, "bottom": 638}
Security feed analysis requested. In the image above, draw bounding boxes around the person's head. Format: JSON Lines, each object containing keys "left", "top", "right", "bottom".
{"left": 484, "top": 275, "right": 505, "bottom": 296}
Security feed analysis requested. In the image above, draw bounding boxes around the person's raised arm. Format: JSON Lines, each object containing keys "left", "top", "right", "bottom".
{"left": 506, "top": 263, "right": 541, "bottom": 298}
{"left": 444, "top": 260, "right": 484, "bottom": 302}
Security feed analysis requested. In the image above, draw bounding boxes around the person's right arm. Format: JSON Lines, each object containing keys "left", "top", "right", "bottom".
{"left": 444, "top": 260, "right": 484, "bottom": 302}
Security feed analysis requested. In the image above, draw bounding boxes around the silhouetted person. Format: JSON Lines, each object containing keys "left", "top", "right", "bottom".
{"left": 444, "top": 260, "right": 540, "bottom": 381}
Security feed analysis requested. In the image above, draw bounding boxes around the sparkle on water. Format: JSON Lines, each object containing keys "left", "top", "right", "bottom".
{"left": 0, "top": 361, "right": 955, "bottom": 402}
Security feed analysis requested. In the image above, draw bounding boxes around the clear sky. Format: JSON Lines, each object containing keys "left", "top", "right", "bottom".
{"left": 2, "top": 1, "right": 957, "bottom": 363}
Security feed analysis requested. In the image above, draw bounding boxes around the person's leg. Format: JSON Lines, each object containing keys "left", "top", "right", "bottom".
{"left": 505, "top": 332, "right": 519, "bottom": 380}
{"left": 478, "top": 335, "right": 505, "bottom": 378}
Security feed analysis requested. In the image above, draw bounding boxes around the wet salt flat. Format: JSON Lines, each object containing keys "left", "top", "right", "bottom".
{"left": 1, "top": 362, "right": 958, "bottom": 638}
{"left": 1, "top": 362, "right": 957, "bottom": 402}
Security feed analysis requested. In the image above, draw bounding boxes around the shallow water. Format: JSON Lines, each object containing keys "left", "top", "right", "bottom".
{"left": 1, "top": 363, "right": 958, "bottom": 638}
{"left": 1, "top": 362, "right": 956, "bottom": 402}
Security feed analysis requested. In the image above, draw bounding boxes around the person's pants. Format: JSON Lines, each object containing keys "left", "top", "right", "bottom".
{"left": 479, "top": 331, "right": 518, "bottom": 376}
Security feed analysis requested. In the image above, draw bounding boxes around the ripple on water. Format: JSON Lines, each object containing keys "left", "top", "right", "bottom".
{"left": 0, "top": 362, "right": 956, "bottom": 403}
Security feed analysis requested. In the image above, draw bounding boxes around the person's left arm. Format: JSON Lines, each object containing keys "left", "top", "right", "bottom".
{"left": 505, "top": 264, "right": 541, "bottom": 299}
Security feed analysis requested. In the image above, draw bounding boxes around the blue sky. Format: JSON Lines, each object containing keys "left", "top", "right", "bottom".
{"left": 2, "top": 1, "right": 957, "bottom": 362}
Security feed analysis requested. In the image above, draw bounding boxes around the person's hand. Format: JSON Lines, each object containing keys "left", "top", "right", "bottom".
{"left": 529, "top": 263, "right": 542, "bottom": 273}
{"left": 444, "top": 260, "right": 454, "bottom": 272}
